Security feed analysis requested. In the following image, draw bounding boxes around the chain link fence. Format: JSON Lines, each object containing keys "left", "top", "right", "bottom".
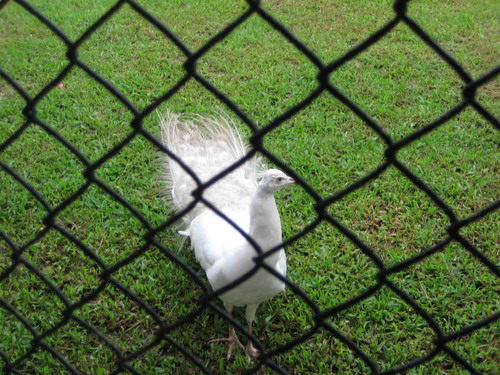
{"left": 1, "top": 0, "right": 499, "bottom": 374}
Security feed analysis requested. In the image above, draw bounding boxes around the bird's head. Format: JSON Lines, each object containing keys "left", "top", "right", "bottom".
{"left": 257, "top": 169, "right": 295, "bottom": 193}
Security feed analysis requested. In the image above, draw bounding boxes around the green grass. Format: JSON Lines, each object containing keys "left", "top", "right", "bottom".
{"left": 1, "top": 0, "right": 499, "bottom": 374}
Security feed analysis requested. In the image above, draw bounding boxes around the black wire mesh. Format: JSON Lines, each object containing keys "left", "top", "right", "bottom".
{"left": 1, "top": 0, "right": 498, "bottom": 374}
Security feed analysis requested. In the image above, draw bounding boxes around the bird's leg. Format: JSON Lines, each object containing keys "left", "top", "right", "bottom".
{"left": 209, "top": 305, "right": 244, "bottom": 360}
{"left": 244, "top": 304, "right": 260, "bottom": 358}
{"left": 245, "top": 323, "right": 260, "bottom": 358}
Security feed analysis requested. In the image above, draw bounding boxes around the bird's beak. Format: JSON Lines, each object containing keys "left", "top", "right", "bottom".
{"left": 288, "top": 177, "right": 295, "bottom": 184}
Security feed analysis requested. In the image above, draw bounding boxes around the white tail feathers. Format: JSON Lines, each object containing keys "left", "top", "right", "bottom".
{"left": 158, "top": 111, "right": 264, "bottom": 225}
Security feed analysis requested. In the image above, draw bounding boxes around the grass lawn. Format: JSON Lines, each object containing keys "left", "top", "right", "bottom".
{"left": 1, "top": 0, "right": 499, "bottom": 374}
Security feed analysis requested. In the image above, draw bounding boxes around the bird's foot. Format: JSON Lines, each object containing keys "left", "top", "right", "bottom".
{"left": 210, "top": 331, "right": 244, "bottom": 360}
{"left": 245, "top": 342, "right": 260, "bottom": 359}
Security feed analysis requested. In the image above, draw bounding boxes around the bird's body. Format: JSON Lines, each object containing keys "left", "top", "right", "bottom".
{"left": 159, "top": 111, "right": 294, "bottom": 358}
{"left": 190, "top": 209, "right": 286, "bottom": 306}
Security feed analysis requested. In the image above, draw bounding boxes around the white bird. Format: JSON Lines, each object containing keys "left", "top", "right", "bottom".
{"left": 159, "top": 111, "right": 294, "bottom": 359}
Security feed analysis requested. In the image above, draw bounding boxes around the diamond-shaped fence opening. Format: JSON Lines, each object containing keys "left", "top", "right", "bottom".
{"left": 1, "top": 0, "right": 498, "bottom": 374}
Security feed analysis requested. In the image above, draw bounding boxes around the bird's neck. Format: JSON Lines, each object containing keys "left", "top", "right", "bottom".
{"left": 248, "top": 189, "right": 283, "bottom": 266}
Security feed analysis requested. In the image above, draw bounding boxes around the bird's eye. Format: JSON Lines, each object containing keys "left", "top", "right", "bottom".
{"left": 277, "top": 177, "right": 284, "bottom": 182}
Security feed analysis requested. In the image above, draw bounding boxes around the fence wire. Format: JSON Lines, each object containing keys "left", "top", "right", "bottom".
{"left": 1, "top": 0, "right": 499, "bottom": 374}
